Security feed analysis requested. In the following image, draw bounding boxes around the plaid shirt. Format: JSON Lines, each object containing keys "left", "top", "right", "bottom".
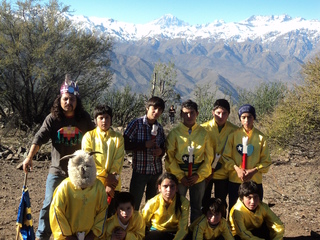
{"left": 124, "top": 115, "right": 165, "bottom": 175}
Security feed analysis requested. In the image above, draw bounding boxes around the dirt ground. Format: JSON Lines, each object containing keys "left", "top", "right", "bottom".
{"left": 0, "top": 136, "right": 320, "bottom": 239}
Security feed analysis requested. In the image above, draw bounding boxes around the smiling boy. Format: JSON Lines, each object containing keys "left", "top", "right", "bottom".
{"left": 124, "top": 96, "right": 166, "bottom": 210}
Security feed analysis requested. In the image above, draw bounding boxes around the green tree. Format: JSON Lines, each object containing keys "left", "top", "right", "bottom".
{"left": 264, "top": 55, "right": 320, "bottom": 148}
{"left": 237, "top": 82, "right": 288, "bottom": 119}
{"left": 150, "top": 61, "right": 179, "bottom": 103}
{"left": 101, "top": 85, "right": 145, "bottom": 128}
{"left": 150, "top": 61, "right": 180, "bottom": 124}
{"left": 0, "top": 0, "right": 113, "bottom": 127}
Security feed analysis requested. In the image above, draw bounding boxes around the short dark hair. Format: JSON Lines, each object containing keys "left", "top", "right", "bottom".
{"left": 202, "top": 198, "right": 226, "bottom": 216}
{"left": 181, "top": 99, "right": 198, "bottom": 112}
{"left": 114, "top": 192, "right": 135, "bottom": 209}
{"left": 146, "top": 96, "right": 165, "bottom": 112}
{"left": 93, "top": 105, "right": 113, "bottom": 120}
{"left": 238, "top": 180, "right": 262, "bottom": 200}
{"left": 213, "top": 99, "right": 230, "bottom": 113}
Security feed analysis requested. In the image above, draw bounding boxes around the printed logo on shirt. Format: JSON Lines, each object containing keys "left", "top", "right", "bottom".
{"left": 55, "top": 126, "right": 83, "bottom": 146}
{"left": 236, "top": 144, "right": 254, "bottom": 156}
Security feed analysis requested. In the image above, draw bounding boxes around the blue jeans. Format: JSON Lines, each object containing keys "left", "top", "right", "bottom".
{"left": 36, "top": 174, "right": 65, "bottom": 240}
{"left": 178, "top": 180, "right": 206, "bottom": 223}
{"left": 130, "top": 171, "right": 161, "bottom": 210}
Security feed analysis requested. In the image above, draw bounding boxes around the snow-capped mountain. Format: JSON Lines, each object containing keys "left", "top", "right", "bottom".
{"left": 66, "top": 14, "right": 320, "bottom": 100}
{"left": 67, "top": 14, "right": 320, "bottom": 43}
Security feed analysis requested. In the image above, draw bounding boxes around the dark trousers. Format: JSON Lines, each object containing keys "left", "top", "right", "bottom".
{"left": 145, "top": 230, "right": 175, "bottom": 240}
{"left": 130, "top": 171, "right": 161, "bottom": 210}
{"left": 107, "top": 191, "right": 120, "bottom": 218}
{"left": 202, "top": 179, "right": 228, "bottom": 218}
{"left": 234, "top": 221, "right": 270, "bottom": 240}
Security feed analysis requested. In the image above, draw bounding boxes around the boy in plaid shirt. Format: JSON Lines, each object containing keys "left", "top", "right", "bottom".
{"left": 124, "top": 96, "right": 165, "bottom": 210}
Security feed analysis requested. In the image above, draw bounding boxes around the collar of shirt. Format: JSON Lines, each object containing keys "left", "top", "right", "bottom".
{"left": 142, "top": 115, "right": 159, "bottom": 127}
{"left": 96, "top": 126, "right": 111, "bottom": 138}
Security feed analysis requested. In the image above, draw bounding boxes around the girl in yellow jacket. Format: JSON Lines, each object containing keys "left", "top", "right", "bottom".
{"left": 142, "top": 172, "right": 190, "bottom": 240}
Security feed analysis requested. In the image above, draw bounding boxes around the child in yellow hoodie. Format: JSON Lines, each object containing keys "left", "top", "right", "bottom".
{"left": 104, "top": 192, "right": 145, "bottom": 240}
{"left": 229, "top": 181, "right": 284, "bottom": 240}
{"left": 142, "top": 172, "right": 190, "bottom": 240}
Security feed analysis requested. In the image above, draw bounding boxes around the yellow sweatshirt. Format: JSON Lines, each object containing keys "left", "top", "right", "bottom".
{"left": 229, "top": 199, "right": 284, "bottom": 240}
{"left": 165, "top": 122, "right": 213, "bottom": 183}
{"left": 104, "top": 211, "right": 145, "bottom": 240}
{"left": 201, "top": 119, "right": 238, "bottom": 179}
{"left": 222, "top": 127, "right": 271, "bottom": 184}
{"left": 82, "top": 127, "right": 124, "bottom": 191}
{"left": 142, "top": 193, "right": 190, "bottom": 240}
{"left": 49, "top": 178, "right": 108, "bottom": 239}
{"left": 189, "top": 214, "right": 234, "bottom": 240}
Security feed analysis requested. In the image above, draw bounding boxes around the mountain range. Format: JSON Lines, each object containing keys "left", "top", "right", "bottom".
{"left": 67, "top": 14, "right": 320, "bottom": 101}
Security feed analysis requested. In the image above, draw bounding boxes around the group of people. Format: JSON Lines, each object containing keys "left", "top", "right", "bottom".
{"left": 22, "top": 76, "right": 285, "bottom": 240}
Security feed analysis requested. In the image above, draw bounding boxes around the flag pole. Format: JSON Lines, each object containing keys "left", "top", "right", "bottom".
{"left": 16, "top": 172, "right": 28, "bottom": 240}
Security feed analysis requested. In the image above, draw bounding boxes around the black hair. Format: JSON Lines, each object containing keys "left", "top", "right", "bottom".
{"left": 146, "top": 96, "right": 165, "bottom": 112}
{"left": 238, "top": 180, "right": 262, "bottom": 201}
{"left": 157, "top": 172, "right": 181, "bottom": 215}
{"left": 181, "top": 99, "right": 198, "bottom": 113}
{"left": 114, "top": 192, "right": 135, "bottom": 209}
{"left": 202, "top": 198, "right": 226, "bottom": 217}
{"left": 51, "top": 95, "right": 86, "bottom": 121}
{"left": 93, "top": 104, "right": 113, "bottom": 119}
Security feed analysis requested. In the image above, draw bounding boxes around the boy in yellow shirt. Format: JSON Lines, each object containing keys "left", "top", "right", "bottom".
{"left": 82, "top": 105, "right": 124, "bottom": 217}
{"left": 222, "top": 104, "right": 271, "bottom": 212}
{"left": 229, "top": 181, "right": 284, "bottom": 240}
{"left": 104, "top": 192, "right": 145, "bottom": 240}
{"left": 165, "top": 99, "right": 213, "bottom": 223}
{"left": 201, "top": 99, "right": 237, "bottom": 214}
{"left": 187, "top": 198, "right": 234, "bottom": 240}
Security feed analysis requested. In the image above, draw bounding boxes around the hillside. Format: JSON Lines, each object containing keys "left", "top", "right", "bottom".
{"left": 68, "top": 14, "right": 320, "bottom": 100}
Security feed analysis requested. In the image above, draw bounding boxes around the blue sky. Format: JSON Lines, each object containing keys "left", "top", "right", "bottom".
{"left": 59, "top": 0, "right": 320, "bottom": 25}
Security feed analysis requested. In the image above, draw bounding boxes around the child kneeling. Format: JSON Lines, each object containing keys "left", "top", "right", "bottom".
{"left": 142, "top": 172, "right": 190, "bottom": 240}
{"left": 104, "top": 192, "right": 145, "bottom": 240}
{"left": 186, "top": 198, "right": 234, "bottom": 240}
{"left": 49, "top": 150, "right": 108, "bottom": 240}
{"left": 229, "top": 180, "right": 284, "bottom": 240}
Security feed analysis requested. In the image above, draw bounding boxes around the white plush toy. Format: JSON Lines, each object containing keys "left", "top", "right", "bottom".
{"left": 59, "top": 150, "right": 99, "bottom": 189}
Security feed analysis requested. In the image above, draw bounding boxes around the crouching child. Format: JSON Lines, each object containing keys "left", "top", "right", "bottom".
{"left": 186, "top": 198, "right": 234, "bottom": 240}
{"left": 104, "top": 192, "right": 145, "bottom": 240}
{"left": 229, "top": 180, "right": 284, "bottom": 240}
{"left": 49, "top": 150, "right": 108, "bottom": 240}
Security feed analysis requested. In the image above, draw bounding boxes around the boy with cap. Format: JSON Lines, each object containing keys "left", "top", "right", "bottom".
{"left": 201, "top": 99, "right": 237, "bottom": 214}
{"left": 222, "top": 104, "right": 271, "bottom": 212}
{"left": 22, "top": 74, "right": 95, "bottom": 240}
